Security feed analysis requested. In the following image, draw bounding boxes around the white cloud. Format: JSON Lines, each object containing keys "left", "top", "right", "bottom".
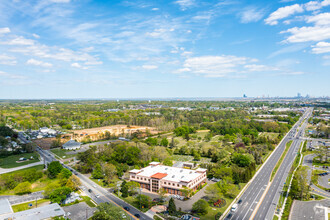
{"left": 306, "top": 12, "right": 330, "bottom": 26}
{"left": 265, "top": 0, "right": 330, "bottom": 25}
{"left": 71, "top": 62, "right": 88, "bottom": 69}
{"left": 26, "top": 59, "right": 53, "bottom": 67}
{"left": 151, "top": 8, "right": 159, "bottom": 11}
{"left": 176, "top": 55, "right": 256, "bottom": 77}
{"left": 311, "top": 41, "right": 330, "bottom": 53}
{"left": 304, "top": 0, "right": 330, "bottom": 11}
{"left": 239, "top": 7, "right": 265, "bottom": 23}
{"left": 281, "top": 26, "right": 330, "bottom": 43}
{"left": 244, "top": 64, "right": 279, "bottom": 72}
{"left": 0, "top": 27, "right": 10, "bottom": 34}
{"left": 32, "top": 33, "right": 40, "bottom": 39}
{"left": 174, "top": 0, "right": 195, "bottom": 10}
{"left": 2, "top": 36, "right": 34, "bottom": 45}
{"left": 0, "top": 71, "right": 25, "bottom": 79}
{"left": 265, "top": 4, "right": 304, "bottom": 25}
{"left": 84, "top": 60, "right": 103, "bottom": 65}
{"left": 0, "top": 54, "right": 17, "bottom": 65}
{"left": 142, "top": 65, "right": 158, "bottom": 70}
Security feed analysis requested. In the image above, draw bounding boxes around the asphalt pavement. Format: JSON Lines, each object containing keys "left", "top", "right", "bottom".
{"left": 38, "top": 146, "right": 151, "bottom": 220}
{"left": 223, "top": 108, "right": 313, "bottom": 220}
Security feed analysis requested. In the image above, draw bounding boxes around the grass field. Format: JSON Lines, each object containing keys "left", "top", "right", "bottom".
{"left": 12, "top": 199, "right": 50, "bottom": 212}
{"left": 50, "top": 148, "right": 77, "bottom": 159}
{"left": 0, "top": 165, "right": 60, "bottom": 196}
{"left": 0, "top": 152, "right": 40, "bottom": 168}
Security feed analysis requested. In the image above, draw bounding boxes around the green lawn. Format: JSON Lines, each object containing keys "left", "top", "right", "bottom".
{"left": 259, "top": 132, "right": 279, "bottom": 140}
{"left": 0, "top": 152, "right": 40, "bottom": 168}
{"left": 81, "top": 196, "right": 97, "bottom": 207}
{"left": 50, "top": 148, "right": 77, "bottom": 159}
{"left": 12, "top": 199, "right": 50, "bottom": 212}
{"left": 0, "top": 165, "right": 61, "bottom": 196}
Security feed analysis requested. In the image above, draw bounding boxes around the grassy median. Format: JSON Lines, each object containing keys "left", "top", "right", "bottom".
{"left": 271, "top": 141, "right": 293, "bottom": 181}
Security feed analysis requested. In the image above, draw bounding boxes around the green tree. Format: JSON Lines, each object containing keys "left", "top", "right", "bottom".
{"left": 136, "top": 194, "right": 152, "bottom": 209}
{"left": 163, "top": 157, "right": 173, "bottom": 166}
{"left": 49, "top": 187, "right": 72, "bottom": 204}
{"left": 180, "top": 186, "right": 193, "bottom": 198}
{"left": 58, "top": 168, "right": 72, "bottom": 179}
{"left": 126, "top": 181, "right": 140, "bottom": 196}
{"left": 120, "top": 180, "right": 129, "bottom": 198}
{"left": 160, "top": 138, "right": 169, "bottom": 147}
{"left": 14, "top": 181, "right": 32, "bottom": 195}
{"left": 92, "top": 163, "right": 104, "bottom": 179}
{"left": 192, "top": 199, "right": 209, "bottom": 215}
{"left": 66, "top": 175, "right": 81, "bottom": 191}
{"left": 104, "top": 163, "right": 117, "bottom": 184}
{"left": 47, "top": 161, "right": 63, "bottom": 179}
{"left": 168, "top": 197, "right": 176, "bottom": 215}
{"left": 91, "top": 202, "right": 129, "bottom": 220}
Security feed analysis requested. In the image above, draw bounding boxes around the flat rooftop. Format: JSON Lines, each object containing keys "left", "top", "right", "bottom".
{"left": 1, "top": 203, "right": 65, "bottom": 220}
{"left": 0, "top": 199, "right": 13, "bottom": 216}
{"left": 130, "top": 164, "right": 206, "bottom": 183}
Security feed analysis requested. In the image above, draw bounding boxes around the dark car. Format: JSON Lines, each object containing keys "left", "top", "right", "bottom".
{"left": 124, "top": 207, "right": 130, "bottom": 211}
{"left": 238, "top": 199, "right": 242, "bottom": 204}
{"left": 134, "top": 214, "right": 140, "bottom": 218}
{"left": 88, "top": 189, "right": 92, "bottom": 193}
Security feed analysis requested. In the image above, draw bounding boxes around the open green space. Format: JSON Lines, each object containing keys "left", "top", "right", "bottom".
{"left": 12, "top": 199, "right": 50, "bottom": 212}
{"left": 0, "top": 152, "right": 40, "bottom": 168}
{"left": 271, "top": 141, "right": 292, "bottom": 181}
{"left": 81, "top": 196, "right": 97, "bottom": 207}
{"left": 50, "top": 148, "right": 77, "bottom": 159}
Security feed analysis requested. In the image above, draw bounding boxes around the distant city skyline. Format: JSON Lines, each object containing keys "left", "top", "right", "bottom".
{"left": 0, "top": 0, "right": 329, "bottom": 98}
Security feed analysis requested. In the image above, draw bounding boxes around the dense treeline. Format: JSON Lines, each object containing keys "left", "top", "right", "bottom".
{"left": 0, "top": 100, "right": 300, "bottom": 132}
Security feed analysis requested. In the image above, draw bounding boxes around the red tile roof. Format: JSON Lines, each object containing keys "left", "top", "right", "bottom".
{"left": 151, "top": 173, "right": 168, "bottom": 179}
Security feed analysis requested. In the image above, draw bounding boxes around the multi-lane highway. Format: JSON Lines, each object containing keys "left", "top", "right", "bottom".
{"left": 36, "top": 147, "right": 152, "bottom": 220}
{"left": 224, "top": 108, "right": 313, "bottom": 220}
{"left": 254, "top": 114, "right": 311, "bottom": 220}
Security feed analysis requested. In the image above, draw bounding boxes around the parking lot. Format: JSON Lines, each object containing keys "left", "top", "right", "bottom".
{"left": 62, "top": 202, "right": 97, "bottom": 220}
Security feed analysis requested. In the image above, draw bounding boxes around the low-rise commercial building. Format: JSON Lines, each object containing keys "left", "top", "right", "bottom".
{"left": 129, "top": 162, "right": 207, "bottom": 195}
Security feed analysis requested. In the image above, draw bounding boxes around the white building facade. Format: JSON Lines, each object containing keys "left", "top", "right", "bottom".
{"left": 129, "top": 162, "right": 207, "bottom": 195}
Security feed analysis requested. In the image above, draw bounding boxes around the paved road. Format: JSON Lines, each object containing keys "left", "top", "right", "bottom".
{"left": 0, "top": 160, "right": 44, "bottom": 174}
{"left": 37, "top": 146, "right": 151, "bottom": 220}
{"left": 303, "top": 154, "right": 330, "bottom": 198}
{"left": 254, "top": 108, "right": 312, "bottom": 220}
{"left": 0, "top": 191, "right": 44, "bottom": 205}
{"left": 223, "top": 108, "right": 312, "bottom": 220}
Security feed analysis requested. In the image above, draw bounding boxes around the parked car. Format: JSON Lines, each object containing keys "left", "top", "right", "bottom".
{"left": 88, "top": 189, "right": 92, "bottom": 193}
{"left": 134, "top": 214, "right": 140, "bottom": 218}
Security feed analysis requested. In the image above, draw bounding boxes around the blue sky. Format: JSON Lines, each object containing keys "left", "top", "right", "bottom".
{"left": 0, "top": 0, "right": 329, "bottom": 99}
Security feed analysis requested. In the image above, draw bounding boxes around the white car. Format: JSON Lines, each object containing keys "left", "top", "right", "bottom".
{"left": 231, "top": 204, "right": 238, "bottom": 212}
{"left": 96, "top": 194, "right": 100, "bottom": 198}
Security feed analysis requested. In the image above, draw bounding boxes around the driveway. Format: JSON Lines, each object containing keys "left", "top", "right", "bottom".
{"left": 175, "top": 180, "right": 212, "bottom": 212}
